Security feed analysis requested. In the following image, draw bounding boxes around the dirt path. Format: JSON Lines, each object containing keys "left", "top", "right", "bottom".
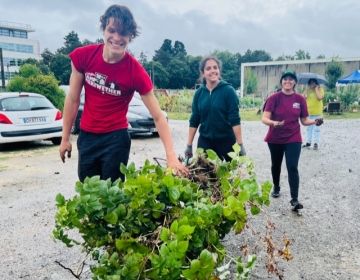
{"left": 0, "top": 119, "right": 359, "bottom": 280}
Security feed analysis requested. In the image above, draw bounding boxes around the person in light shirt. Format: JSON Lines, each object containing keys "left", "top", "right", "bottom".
{"left": 302, "top": 78, "right": 325, "bottom": 150}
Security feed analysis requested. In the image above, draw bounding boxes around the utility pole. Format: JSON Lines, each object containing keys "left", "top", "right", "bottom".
{"left": 152, "top": 61, "right": 155, "bottom": 86}
{"left": 0, "top": 48, "right": 5, "bottom": 88}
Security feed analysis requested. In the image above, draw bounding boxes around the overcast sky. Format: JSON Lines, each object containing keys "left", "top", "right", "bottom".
{"left": 1, "top": 0, "right": 359, "bottom": 60}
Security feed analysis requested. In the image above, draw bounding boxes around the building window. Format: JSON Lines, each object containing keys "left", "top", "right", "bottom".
{"left": 0, "top": 42, "right": 33, "bottom": 53}
{"left": 0, "top": 28, "right": 28, "bottom": 39}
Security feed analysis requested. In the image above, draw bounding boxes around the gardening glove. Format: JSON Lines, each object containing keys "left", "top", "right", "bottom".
{"left": 315, "top": 118, "right": 324, "bottom": 126}
{"left": 238, "top": 143, "right": 247, "bottom": 156}
{"left": 184, "top": 144, "right": 193, "bottom": 160}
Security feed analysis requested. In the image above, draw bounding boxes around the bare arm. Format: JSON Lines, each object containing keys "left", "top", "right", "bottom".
{"left": 187, "top": 127, "right": 198, "bottom": 146}
{"left": 315, "top": 86, "right": 324, "bottom": 100}
{"left": 59, "top": 62, "right": 84, "bottom": 163}
{"left": 141, "top": 92, "right": 188, "bottom": 174}
{"left": 232, "top": 124, "right": 244, "bottom": 144}
{"left": 261, "top": 111, "right": 284, "bottom": 127}
{"left": 300, "top": 117, "right": 316, "bottom": 126}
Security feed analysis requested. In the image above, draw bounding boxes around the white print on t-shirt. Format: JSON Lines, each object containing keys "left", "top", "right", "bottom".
{"left": 85, "top": 72, "right": 122, "bottom": 96}
{"left": 292, "top": 102, "right": 300, "bottom": 109}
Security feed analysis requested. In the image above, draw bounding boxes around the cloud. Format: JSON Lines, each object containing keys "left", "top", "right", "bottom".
{"left": 0, "top": 0, "right": 359, "bottom": 59}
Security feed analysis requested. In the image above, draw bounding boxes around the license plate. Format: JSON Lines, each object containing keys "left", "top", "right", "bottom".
{"left": 23, "top": 116, "right": 47, "bottom": 124}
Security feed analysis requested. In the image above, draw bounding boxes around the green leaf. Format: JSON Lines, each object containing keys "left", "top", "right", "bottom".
{"left": 238, "top": 190, "right": 250, "bottom": 202}
{"left": 250, "top": 205, "right": 261, "bottom": 215}
{"left": 168, "top": 186, "right": 180, "bottom": 204}
{"left": 105, "top": 211, "right": 118, "bottom": 224}
{"left": 178, "top": 225, "right": 195, "bottom": 238}
{"left": 162, "top": 174, "right": 175, "bottom": 186}
{"left": 160, "top": 228, "right": 171, "bottom": 242}
{"left": 170, "top": 220, "right": 179, "bottom": 233}
{"left": 55, "top": 193, "right": 65, "bottom": 206}
{"left": 206, "top": 149, "right": 218, "bottom": 160}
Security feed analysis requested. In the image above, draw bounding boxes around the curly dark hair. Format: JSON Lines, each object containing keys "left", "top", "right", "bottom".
{"left": 100, "top": 5, "right": 139, "bottom": 40}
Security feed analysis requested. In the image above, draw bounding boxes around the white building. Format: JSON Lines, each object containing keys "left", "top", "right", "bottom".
{"left": 0, "top": 21, "right": 40, "bottom": 82}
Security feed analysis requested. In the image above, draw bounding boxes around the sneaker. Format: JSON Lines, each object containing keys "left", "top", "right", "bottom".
{"left": 302, "top": 143, "right": 311, "bottom": 148}
{"left": 290, "top": 199, "right": 303, "bottom": 210}
{"left": 313, "top": 143, "right": 318, "bottom": 150}
{"left": 271, "top": 187, "right": 280, "bottom": 198}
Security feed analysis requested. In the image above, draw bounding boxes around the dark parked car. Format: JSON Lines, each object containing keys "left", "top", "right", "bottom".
{"left": 60, "top": 86, "right": 164, "bottom": 136}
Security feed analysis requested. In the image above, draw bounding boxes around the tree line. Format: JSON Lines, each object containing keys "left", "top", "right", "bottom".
{"left": 17, "top": 31, "right": 328, "bottom": 90}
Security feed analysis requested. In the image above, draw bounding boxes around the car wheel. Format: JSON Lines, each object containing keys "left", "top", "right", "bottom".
{"left": 51, "top": 137, "right": 62, "bottom": 145}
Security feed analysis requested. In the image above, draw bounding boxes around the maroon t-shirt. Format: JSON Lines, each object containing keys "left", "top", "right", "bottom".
{"left": 264, "top": 91, "right": 308, "bottom": 144}
{"left": 70, "top": 44, "right": 153, "bottom": 133}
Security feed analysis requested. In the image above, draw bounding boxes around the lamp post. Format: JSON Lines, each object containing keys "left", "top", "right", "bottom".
{"left": 0, "top": 48, "right": 5, "bottom": 88}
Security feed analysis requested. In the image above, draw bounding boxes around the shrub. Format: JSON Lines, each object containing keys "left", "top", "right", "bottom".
{"left": 53, "top": 147, "right": 291, "bottom": 279}
{"left": 6, "top": 64, "right": 65, "bottom": 110}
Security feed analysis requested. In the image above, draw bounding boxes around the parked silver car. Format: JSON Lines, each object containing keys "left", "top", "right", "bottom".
{"left": 0, "top": 92, "right": 63, "bottom": 145}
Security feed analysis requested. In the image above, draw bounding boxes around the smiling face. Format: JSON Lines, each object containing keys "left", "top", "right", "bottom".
{"left": 202, "top": 59, "right": 220, "bottom": 85}
{"left": 281, "top": 75, "right": 296, "bottom": 91}
{"left": 103, "top": 17, "right": 130, "bottom": 62}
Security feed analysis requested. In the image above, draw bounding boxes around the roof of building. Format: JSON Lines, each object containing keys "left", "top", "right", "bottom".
{"left": 242, "top": 57, "right": 360, "bottom": 67}
{"left": 0, "top": 21, "right": 34, "bottom": 32}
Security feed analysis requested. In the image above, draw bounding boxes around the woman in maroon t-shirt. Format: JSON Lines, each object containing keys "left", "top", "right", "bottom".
{"left": 261, "top": 70, "right": 323, "bottom": 211}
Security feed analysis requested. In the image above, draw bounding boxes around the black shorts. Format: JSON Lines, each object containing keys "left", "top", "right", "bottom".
{"left": 77, "top": 128, "right": 131, "bottom": 182}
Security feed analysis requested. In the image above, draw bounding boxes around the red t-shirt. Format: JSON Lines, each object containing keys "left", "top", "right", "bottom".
{"left": 264, "top": 91, "right": 308, "bottom": 144}
{"left": 69, "top": 44, "right": 153, "bottom": 133}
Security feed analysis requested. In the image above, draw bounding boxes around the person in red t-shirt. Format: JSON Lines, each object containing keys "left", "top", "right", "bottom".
{"left": 261, "top": 70, "right": 323, "bottom": 211}
{"left": 59, "top": 4, "right": 188, "bottom": 181}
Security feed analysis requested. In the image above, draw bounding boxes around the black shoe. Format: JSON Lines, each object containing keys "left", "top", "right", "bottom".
{"left": 290, "top": 199, "right": 303, "bottom": 210}
{"left": 313, "top": 143, "right": 318, "bottom": 150}
{"left": 302, "top": 143, "right": 311, "bottom": 148}
{"left": 271, "top": 187, "right": 280, "bottom": 198}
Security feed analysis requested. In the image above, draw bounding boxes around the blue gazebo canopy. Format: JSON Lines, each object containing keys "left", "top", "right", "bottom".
{"left": 337, "top": 70, "right": 360, "bottom": 84}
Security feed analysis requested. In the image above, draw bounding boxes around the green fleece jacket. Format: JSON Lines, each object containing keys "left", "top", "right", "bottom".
{"left": 189, "top": 80, "right": 241, "bottom": 140}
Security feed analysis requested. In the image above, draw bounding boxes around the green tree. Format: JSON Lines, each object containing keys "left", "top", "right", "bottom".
{"left": 21, "top": 58, "right": 50, "bottom": 75}
{"left": 18, "top": 63, "right": 41, "bottom": 78}
{"left": 325, "top": 59, "right": 344, "bottom": 89}
{"left": 295, "top": 49, "right": 311, "bottom": 60}
{"left": 138, "top": 51, "right": 148, "bottom": 65}
{"left": 58, "top": 31, "right": 82, "bottom": 55}
{"left": 49, "top": 54, "right": 71, "bottom": 85}
{"left": 166, "top": 59, "right": 189, "bottom": 89}
{"left": 173, "top": 41, "right": 187, "bottom": 58}
{"left": 6, "top": 64, "right": 65, "bottom": 110}
{"left": 241, "top": 49, "right": 272, "bottom": 63}
{"left": 41, "top": 48, "right": 54, "bottom": 66}
{"left": 184, "top": 55, "right": 202, "bottom": 88}
{"left": 153, "top": 39, "right": 173, "bottom": 66}
{"left": 143, "top": 61, "right": 169, "bottom": 88}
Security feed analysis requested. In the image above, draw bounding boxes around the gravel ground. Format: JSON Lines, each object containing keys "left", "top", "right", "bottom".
{"left": 0, "top": 119, "right": 359, "bottom": 280}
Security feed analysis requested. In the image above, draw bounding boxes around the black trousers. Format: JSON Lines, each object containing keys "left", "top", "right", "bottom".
{"left": 77, "top": 128, "right": 131, "bottom": 182}
{"left": 198, "top": 134, "right": 236, "bottom": 162}
{"left": 267, "top": 142, "right": 301, "bottom": 201}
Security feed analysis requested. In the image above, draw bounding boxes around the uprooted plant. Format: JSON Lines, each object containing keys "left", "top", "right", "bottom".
{"left": 53, "top": 144, "right": 292, "bottom": 279}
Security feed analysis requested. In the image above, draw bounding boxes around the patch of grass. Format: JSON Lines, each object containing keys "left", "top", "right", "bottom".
{"left": 0, "top": 156, "right": 9, "bottom": 161}
{"left": 168, "top": 112, "right": 190, "bottom": 120}
{"left": 325, "top": 111, "right": 360, "bottom": 119}
{"left": 168, "top": 109, "right": 360, "bottom": 121}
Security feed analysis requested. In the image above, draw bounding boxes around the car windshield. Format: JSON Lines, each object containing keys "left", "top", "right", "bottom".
{"left": 0, "top": 96, "right": 54, "bottom": 111}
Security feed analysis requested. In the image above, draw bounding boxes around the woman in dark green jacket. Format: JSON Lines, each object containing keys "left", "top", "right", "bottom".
{"left": 185, "top": 56, "right": 246, "bottom": 161}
